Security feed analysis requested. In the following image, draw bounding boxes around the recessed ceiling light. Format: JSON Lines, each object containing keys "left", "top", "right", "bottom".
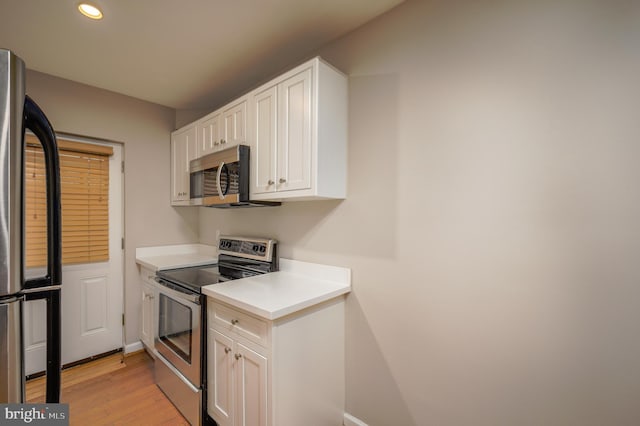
{"left": 78, "top": 3, "right": 103, "bottom": 20}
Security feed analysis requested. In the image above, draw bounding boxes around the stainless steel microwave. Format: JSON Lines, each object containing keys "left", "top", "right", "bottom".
{"left": 189, "top": 145, "right": 280, "bottom": 208}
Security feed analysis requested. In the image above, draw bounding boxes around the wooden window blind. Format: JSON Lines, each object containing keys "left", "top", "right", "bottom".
{"left": 25, "top": 134, "right": 113, "bottom": 267}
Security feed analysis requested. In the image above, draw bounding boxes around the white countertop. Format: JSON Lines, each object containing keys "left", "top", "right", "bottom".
{"left": 135, "top": 243, "right": 217, "bottom": 271}
{"left": 202, "top": 258, "right": 351, "bottom": 320}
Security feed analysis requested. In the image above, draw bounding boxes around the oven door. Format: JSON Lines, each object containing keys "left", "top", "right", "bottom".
{"left": 152, "top": 278, "right": 202, "bottom": 388}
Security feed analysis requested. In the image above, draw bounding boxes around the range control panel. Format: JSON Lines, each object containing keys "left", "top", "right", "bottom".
{"left": 218, "top": 236, "right": 276, "bottom": 261}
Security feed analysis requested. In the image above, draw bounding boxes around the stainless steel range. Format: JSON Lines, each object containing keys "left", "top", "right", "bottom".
{"left": 151, "top": 236, "right": 278, "bottom": 426}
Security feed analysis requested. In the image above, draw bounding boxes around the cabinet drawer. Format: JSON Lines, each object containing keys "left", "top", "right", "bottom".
{"left": 209, "top": 302, "right": 269, "bottom": 348}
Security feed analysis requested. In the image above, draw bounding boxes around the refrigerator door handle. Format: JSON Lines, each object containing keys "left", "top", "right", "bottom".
{"left": 22, "top": 95, "right": 62, "bottom": 404}
{"left": 23, "top": 95, "right": 62, "bottom": 290}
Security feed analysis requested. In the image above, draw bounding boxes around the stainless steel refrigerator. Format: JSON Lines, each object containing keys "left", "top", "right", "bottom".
{"left": 0, "top": 49, "right": 62, "bottom": 403}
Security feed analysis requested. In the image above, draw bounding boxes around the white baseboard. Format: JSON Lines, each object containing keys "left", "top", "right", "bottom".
{"left": 344, "top": 413, "right": 369, "bottom": 426}
{"left": 124, "top": 341, "right": 144, "bottom": 354}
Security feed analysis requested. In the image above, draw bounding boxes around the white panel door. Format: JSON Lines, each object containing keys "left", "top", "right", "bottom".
{"left": 198, "top": 112, "right": 221, "bottom": 157}
{"left": 252, "top": 85, "right": 278, "bottom": 195}
{"left": 140, "top": 281, "right": 155, "bottom": 350}
{"left": 24, "top": 141, "right": 123, "bottom": 375}
{"left": 235, "top": 343, "right": 268, "bottom": 426}
{"left": 208, "top": 330, "right": 234, "bottom": 426}
{"left": 171, "top": 125, "right": 196, "bottom": 203}
{"left": 277, "top": 67, "right": 312, "bottom": 193}
{"left": 222, "top": 99, "right": 247, "bottom": 149}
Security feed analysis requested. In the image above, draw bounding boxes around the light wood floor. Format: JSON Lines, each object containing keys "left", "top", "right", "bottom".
{"left": 27, "top": 351, "right": 189, "bottom": 426}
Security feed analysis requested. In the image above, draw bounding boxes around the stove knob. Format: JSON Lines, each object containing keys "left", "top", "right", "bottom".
{"left": 252, "top": 245, "right": 259, "bottom": 253}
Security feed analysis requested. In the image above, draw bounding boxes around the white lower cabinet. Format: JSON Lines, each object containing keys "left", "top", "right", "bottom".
{"left": 139, "top": 267, "right": 156, "bottom": 353}
{"left": 207, "top": 298, "right": 345, "bottom": 426}
{"left": 209, "top": 330, "right": 268, "bottom": 426}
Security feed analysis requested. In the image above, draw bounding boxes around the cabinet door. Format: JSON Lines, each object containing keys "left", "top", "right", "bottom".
{"left": 171, "top": 125, "right": 196, "bottom": 204}
{"left": 277, "top": 67, "right": 312, "bottom": 192}
{"left": 222, "top": 99, "right": 247, "bottom": 149}
{"left": 198, "top": 113, "right": 221, "bottom": 157}
{"left": 140, "top": 282, "right": 154, "bottom": 350}
{"left": 208, "top": 330, "right": 234, "bottom": 426}
{"left": 235, "top": 343, "right": 268, "bottom": 426}
{"left": 251, "top": 85, "right": 278, "bottom": 195}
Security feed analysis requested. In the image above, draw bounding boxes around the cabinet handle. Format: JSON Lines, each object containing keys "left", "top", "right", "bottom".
{"left": 234, "top": 353, "right": 242, "bottom": 360}
{"left": 267, "top": 180, "right": 274, "bottom": 185}
{"left": 279, "top": 178, "right": 286, "bottom": 184}
{"left": 144, "top": 293, "right": 154, "bottom": 300}
{"left": 221, "top": 139, "right": 226, "bottom": 144}
{"left": 224, "top": 347, "right": 231, "bottom": 354}
{"left": 230, "top": 319, "right": 239, "bottom": 325}
{"left": 214, "top": 140, "right": 219, "bottom": 145}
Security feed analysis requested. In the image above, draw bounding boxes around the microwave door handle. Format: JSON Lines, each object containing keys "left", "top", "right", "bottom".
{"left": 216, "top": 161, "right": 225, "bottom": 200}
{"left": 22, "top": 95, "right": 62, "bottom": 404}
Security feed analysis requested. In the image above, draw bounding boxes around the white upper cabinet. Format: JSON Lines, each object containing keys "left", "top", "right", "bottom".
{"left": 171, "top": 124, "right": 197, "bottom": 205}
{"left": 196, "top": 97, "right": 248, "bottom": 158}
{"left": 172, "top": 57, "right": 347, "bottom": 206}
{"left": 249, "top": 58, "right": 348, "bottom": 201}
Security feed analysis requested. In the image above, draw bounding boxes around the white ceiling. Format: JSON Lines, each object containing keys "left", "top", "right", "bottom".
{"left": 0, "top": 0, "right": 404, "bottom": 110}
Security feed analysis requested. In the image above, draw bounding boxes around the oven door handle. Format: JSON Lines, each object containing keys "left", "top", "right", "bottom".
{"left": 152, "top": 277, "right": 201, "bottom": 305}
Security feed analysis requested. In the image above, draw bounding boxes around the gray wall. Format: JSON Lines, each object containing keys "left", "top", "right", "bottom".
{"left": 197, "top": 0, "right": 640, "bottom": 425}
{"left": 26, "top": 70, "right": 199, "bottom": 348}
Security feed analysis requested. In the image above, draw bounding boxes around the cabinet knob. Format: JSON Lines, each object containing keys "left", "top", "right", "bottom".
{"left": 224, "top": 347, "right": 231, "bottom": 354}
{"left": 220, "top": 138, "right": 226, "bottom": 144}
{"left": 268, "top": 180, "right": 274, "bottom": 185}
{"left": 279, "top": 178, "right": 286, "bottom": 184}
{"left": 234, "top": 353, "right": 242, "bottom": 360}
{"left": 214, "top": 140, "right": 219, "bottom": 145}
{"left": 231, "top": 319, "right": 239, "bottom": 325}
